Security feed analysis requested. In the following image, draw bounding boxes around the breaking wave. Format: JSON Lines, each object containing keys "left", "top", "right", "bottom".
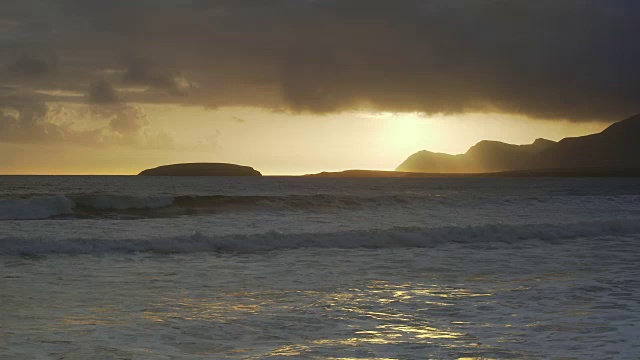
{"left": 72, "top": 195, "right": 174, "bottom": 210}
{"left": 0, "top": 195, "right": 76, "bottom": 220}
{"left": 2, "top": 219, "right": 639, "bottom": 255}
{"left": 1, "top": 192, "right": 640, "bottom": 221}
{"left": 0, "top": 193, "right": 426, "bottom": 220}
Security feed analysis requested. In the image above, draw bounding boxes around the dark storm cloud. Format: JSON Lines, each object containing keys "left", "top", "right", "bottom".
{"left": 0, "top": 0, "right": 639, "bottom": 121}
{"left": 7, "top": 50, "right": 57, "bottom": 76}
{"left": 123, "top": 56, "right": 197, "bottom": 95}
{"left": 88, "top": 80, "right": 119, "bottom": 104}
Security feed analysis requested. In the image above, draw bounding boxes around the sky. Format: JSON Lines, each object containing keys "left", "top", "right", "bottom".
{"left": 0, "top": 1, "right": 638, "bottom": 175}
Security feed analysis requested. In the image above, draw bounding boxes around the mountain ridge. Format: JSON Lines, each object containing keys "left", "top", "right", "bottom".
{"left": 397, "top": 114, "right": 640, "bottom": 174}
{"left": 397, "top": 137, "right": 557, "bottom": 173}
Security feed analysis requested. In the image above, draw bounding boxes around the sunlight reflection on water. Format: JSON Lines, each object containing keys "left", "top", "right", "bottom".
{"left": 5, "top": 238, "right": 638, "bottom": 359}
{"left": 124, "top": 281, "right": 499, "bottom": 357}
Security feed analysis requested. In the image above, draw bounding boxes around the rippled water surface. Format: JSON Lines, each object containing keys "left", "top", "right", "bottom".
{"left": 1, "top": 177, "right": 640, "bottom": 358}
{"left": 3, "top": 238, "right": 640, "bottom": 359}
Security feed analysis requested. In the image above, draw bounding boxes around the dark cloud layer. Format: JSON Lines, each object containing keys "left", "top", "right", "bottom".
{"left": 88, "top": 80, "right": 119, "bottom": 104}
{"left": 8, "top": 50, "right": 57, "bottom": 77}
{"left": 1, "top": 0, "right": 639, "bottom": 121}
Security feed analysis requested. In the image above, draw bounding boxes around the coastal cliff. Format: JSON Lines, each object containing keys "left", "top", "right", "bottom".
{"left": 397, "top": 113, "right": 640, "bottom": 174}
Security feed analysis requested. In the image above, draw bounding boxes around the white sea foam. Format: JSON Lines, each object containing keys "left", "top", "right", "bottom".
{"left": 2, "top": 218, "right": 639, "bottom": 255}
{"left": 2, "top": 177, "right": 640, "bottom": 359}
{"left": 0, "top": 195, "right": 76, "bottom": 220}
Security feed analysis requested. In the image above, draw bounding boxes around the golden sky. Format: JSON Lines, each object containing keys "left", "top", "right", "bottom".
{"left": 1, "top": 105, "right": 608, "bottom": 175}
{"left": 1, "top": 2, "right": 637, "bottom": 174}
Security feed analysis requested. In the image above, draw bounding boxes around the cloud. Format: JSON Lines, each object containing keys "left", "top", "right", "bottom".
{"left": 0, "top": 93, "right": 173, "bottom": 149}
{"left": 100, "top": 105, "right": 148, "bottom": 135}
{"left": 114, "top": 56, "right": 197, "bottom": 97}
{"left": 1, "top": 1, "right": 639, "bottom": 121}
{"left": 0, "top": 97, "right": 63, "bottom": 142}
{"left": 7, "top": 50, "right": 57, "bottom": 76}
{"left": 88, "top": 80, "right": 119, "bottom": 104}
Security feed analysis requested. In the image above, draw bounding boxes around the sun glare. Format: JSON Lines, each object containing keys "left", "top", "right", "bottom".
{"left": 356, "top": 111, "right": 428, "bottom": 158}
{"left": 383, "top": 113, "right": 424, "bottom": 152}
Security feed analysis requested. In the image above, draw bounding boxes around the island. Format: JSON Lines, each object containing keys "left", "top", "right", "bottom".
{"left": 138, "top": 163, "right": 262, "bottom": 176}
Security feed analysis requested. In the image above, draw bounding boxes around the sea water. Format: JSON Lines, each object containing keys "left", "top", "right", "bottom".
{"left": 1, "top": 176, "right": 639, "bottom": 359}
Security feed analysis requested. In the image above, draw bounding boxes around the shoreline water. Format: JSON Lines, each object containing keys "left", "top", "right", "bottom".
{"left": 2, "top": 176, "right": 639, "bottom": 358}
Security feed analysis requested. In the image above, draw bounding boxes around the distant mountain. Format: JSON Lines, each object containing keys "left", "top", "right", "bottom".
{"left": 304, "top": 167, "right": 640, "bottom": 179}
{"left": 139, "top": 163, "right": 262, "bottom": 176}
{"left": 397, "top": 138, "right": 556, "bottom": 173}
{"left": 397, "top": 114, "right": 640, "bottom": 174}
{"left": 527, "top": 114, "right": 640, "bottom": 169}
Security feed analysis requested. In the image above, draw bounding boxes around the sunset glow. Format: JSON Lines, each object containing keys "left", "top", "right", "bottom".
{"left": 3, "top": 3, "right": 640, "bottom": 359}
{"left": 0, "top": 104, "right": 609, "bottom": 175}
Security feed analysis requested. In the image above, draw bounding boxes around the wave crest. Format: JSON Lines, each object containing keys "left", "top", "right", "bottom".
{"left": 0, "top": 193, "right": 423, "bottom": 220}
{"left": 73, "top": 195, "right": 174, "bottom": 210}
{"left": 2, "top": 192, "right": 639, "bottom": 221}
{"left": 0, "top": 195, "right": 75, "bottom": 220}
{"left": 2, "top": 219, "right": 638, "bottom": 255}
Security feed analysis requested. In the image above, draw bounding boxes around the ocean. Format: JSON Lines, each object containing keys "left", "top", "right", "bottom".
{"left": 1, "top": 176, "right": 639, "bottom": 359}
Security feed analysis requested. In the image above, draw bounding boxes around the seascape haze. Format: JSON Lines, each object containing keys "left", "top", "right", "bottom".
{"left": 2, "top": 1, "right": 640, "bottom": 359}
